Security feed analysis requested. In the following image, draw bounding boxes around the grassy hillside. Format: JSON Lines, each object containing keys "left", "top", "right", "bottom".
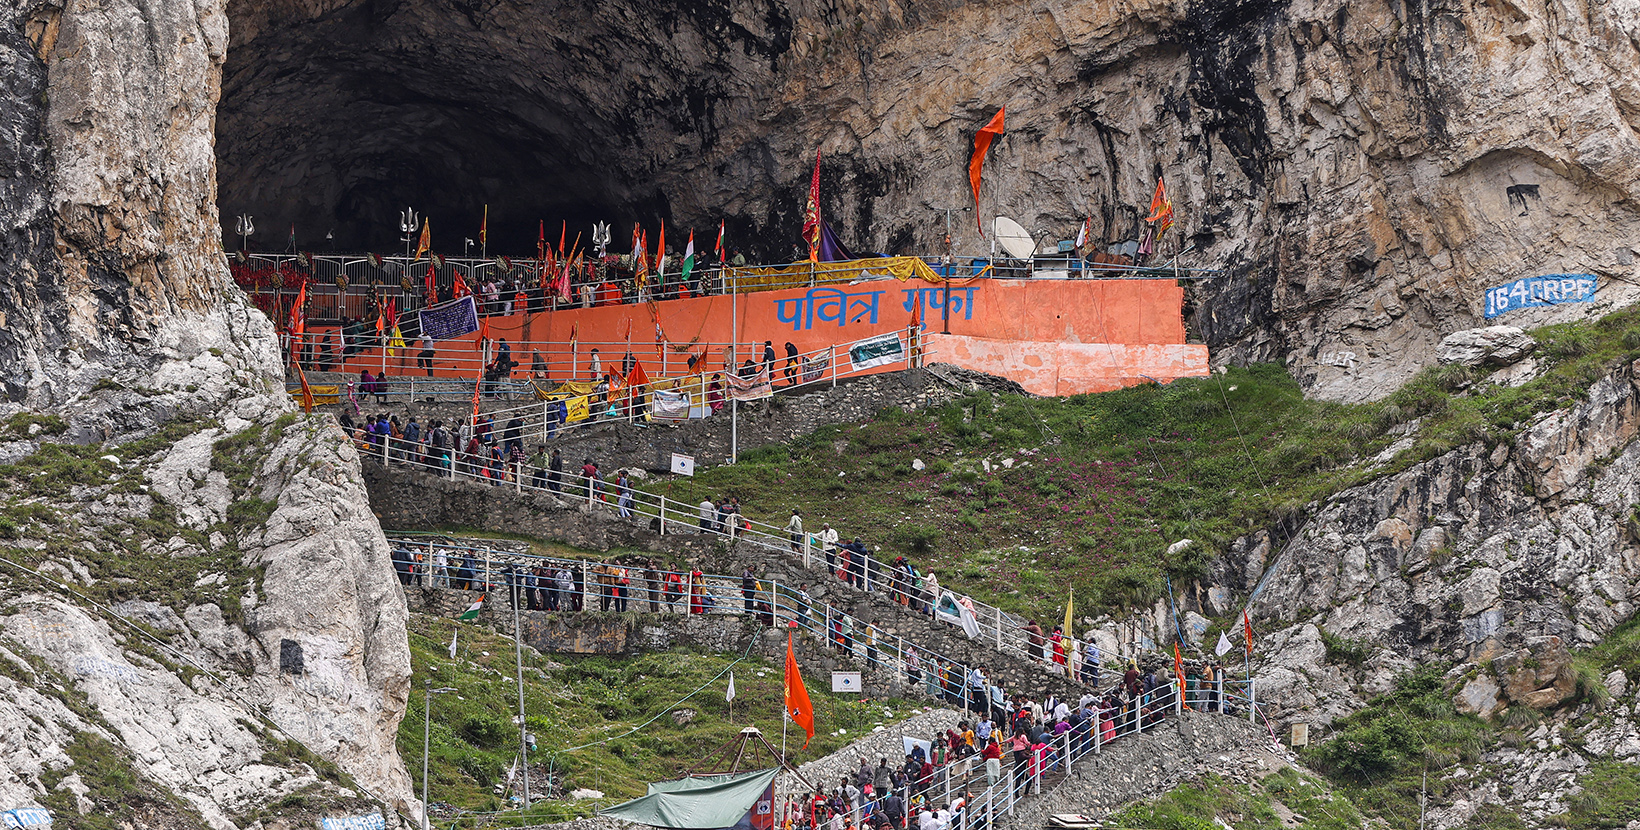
{"left": 648, "top": 306, "right": 1640, "bottom": 623}
{"left": 401, "top": 611, "right": 917, "bottom": 821}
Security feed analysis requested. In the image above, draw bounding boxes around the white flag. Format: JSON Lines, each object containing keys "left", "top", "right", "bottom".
{"left": 726, "top": 672, "right": 736, "bottom": 703}
{"left": 449, "top": 630, "right": 459, "bottom": 659}
{"left": 1215, "top": 630, "right": 1232, "bottom": 657}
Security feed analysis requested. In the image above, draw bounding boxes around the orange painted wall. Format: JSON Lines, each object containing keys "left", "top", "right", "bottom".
{"left": 307, "top": 277, "right": 1199, "bottom": 390}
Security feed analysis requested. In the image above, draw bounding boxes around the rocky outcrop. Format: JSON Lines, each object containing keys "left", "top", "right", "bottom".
{"left": 0, "top": 0, "right": 416, "bottom": 824}
{"left": 1198, "top": 359, "right": 1640, "bottom": 729}
{"left": 218, "top": 0, "right": 1640, "bottom": 400}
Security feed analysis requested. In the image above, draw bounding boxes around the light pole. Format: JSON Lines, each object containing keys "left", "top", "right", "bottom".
{"left": 923, "top": 203, "right": 970, "bottom": 333}
{"left": 422, "top": 681, "right": 456, "bottom": 830}
{"left": 511, "top": 586, "right": 532, "bottom": 812}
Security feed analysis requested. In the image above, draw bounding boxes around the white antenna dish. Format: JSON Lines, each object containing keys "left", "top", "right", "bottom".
{"left": 993, "top": 216, "right": 1035, "bottom": 259}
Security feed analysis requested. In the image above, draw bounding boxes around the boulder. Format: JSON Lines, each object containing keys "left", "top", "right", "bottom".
{"left": 1497, "top": 636, "right": 1578, "bottom": 710}
{"left": 1435, "top": 327, "right": 1537, "bottom": 367}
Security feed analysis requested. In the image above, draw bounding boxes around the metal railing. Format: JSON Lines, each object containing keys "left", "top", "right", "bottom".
{"left": 319, "top": 330, "right": 926, "bottom": 444}
{"left": 283, "top": 330, "right": 835, "bottom": 386}
{"left": 391, "top": 534, "right": 1260, "bottom": 830}
{"left": 233, "top": 250, "right": 1213, "bottom": 328}
{"left": 365, "top": 423, "right": 1149, "bottom": 678}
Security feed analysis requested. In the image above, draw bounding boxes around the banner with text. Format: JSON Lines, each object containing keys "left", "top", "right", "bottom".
{"left": 418, "top": 296, "right": 480, "bottom": 341}
{"left": 1485, "top": 274, "right": 1598, "bottom": 318}
{"left": 848, "top": 332, "right": 905, "bottom": 371}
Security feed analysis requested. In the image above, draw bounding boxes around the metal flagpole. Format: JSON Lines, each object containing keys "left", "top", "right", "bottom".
{"left": 512, "top": 588, "right": 531, "bottom": 809}
{"left": 730, "top": 270, "right": 739, "bottom": 463}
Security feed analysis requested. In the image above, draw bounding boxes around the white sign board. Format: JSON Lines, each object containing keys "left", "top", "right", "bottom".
{"left": 831, "top": 671, "right": 862, "bottom": 693}
{"left": 670, "top": 453, "right": 696, "bottom": 476}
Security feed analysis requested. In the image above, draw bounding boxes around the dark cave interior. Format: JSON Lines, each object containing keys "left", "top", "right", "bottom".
{"left": 215, "top": 0, "right": 790, "bottom": 256}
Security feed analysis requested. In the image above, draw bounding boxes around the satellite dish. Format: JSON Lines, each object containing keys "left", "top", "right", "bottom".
{"left": 993, "top": 216, "right": 1035, "bottom": 259}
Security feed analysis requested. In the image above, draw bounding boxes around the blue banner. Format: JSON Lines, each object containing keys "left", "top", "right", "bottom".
{"left": 1, "top": 809, "right": 52, "bottom": 829}
{"left": 1484, "top": 274, "right": 1598, "bottom": 319}
{"left": 418, "top": 296, "right": 479, "bottom": 341}
{"left": 319, "top": 814, "right": 384, "bottom": 830}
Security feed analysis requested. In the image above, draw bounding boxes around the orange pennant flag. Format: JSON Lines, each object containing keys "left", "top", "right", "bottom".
{"left": 1174, "top": 643, "right": 1189, "bottom": 710}
{"left": 784, "top": 630, "right": 815, "bottom": 748}
{"left": 1243, "top": 610, "right": 1253, "bottom": 654}
{"left": 627, "top": 361, "right": 651, "bottom": 397}
{"left": 1146, "top": 176, "right": 1175, "bottom": 237}
{"left": 295, "top": 359, "right": 315, "bottom": 413}
{"left": 968, "top": 108, "right": 1005, "bottom": 230}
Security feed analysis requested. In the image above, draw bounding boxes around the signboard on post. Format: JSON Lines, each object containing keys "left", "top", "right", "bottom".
{"left": 831, "top": 671, "right": 862, "bottom": 692}
{"left": 670, "top": 453, "right": 696, "bottom": 476}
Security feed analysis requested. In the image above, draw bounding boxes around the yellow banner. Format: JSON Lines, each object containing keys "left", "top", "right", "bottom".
{"left": 725, "top": 256, "right": 943, "bottom": 294}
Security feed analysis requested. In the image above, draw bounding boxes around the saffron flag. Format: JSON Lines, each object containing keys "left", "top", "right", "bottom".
{"left": 425, "top": 263, "right": 439, "bottom": 305}
{"left": 682, "top": 229, "right": 696, "bottom": 283}
{"left": 1174, "top": 643, "right": 1188, "bottom": 710}
{"left": 1244, "top": 610, "right": 1253, "bottom": 654}
{"left": 480, "top": 205, "right": 488, "bottom": 247}
{"left": 296, "top": 361, "right": 315, "bottom": 413}
{"left": 785, "top": 631, "right": 815, "bottom": 748}
{"left": 1062, "top": 591, "right": 1074, "bottom": 640}
{"left": 451, "top": 271, "right": 472, "bottom": 299}
{"left": 657, "top": 221, "right": 667, "bottom": 276}
{"left": 559, "top": 220, "right": 567, "bottom": 257}
{"left": 1146, "top": 176, "right": 1174, "bottom": 237}
{"left": 288, "top": 279, "right": 307, "bottom": 336}
{"left": 715, "top": 220, "right": 725, "bottom": 259}
{"left": 414, "top": 219, "right": 431, "bottom": 261}
{"left": 968, "top": 108, "right": 1006, "bottom": 228}
{"left": 459, "top": 595, "right": 484, "bottom": 621}
{"left": 627, "top": 361, "right": 651, "bottom": 398}
{"left": 470, "top": 372, "right": 482, "bottom": 424}
{"left": 802, "top": 149, "right": 822, "bottom": 261}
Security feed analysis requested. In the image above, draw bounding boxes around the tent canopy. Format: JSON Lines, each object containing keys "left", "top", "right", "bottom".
{"left": 599, "top": 768, "right": 779, "bottom": 829}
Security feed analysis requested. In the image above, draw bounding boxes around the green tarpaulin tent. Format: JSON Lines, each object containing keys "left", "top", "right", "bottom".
{"left": 599, "top": 769, "right": 779, "bottom": 829}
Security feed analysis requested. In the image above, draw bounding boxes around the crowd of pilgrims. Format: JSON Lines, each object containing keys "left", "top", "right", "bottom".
{"left": 795, "top": 666, "right": 1230, "bottom": 830}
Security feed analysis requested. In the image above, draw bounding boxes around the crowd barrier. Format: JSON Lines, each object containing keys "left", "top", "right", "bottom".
{"left": 285, "top": 331, "right": 851, "bottom": 393}
{"left": 320, "top": 332, "right": 926, "bottom": 442}
{"left": 392, "top": 535, "right": 1259, "bottom": 830}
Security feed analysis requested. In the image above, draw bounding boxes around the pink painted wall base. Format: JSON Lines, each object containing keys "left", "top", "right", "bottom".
{"left": 926, "top": 333, "right": 1210, "bottom": 396}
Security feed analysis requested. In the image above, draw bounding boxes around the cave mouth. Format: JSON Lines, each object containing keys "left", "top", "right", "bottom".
{"left": 213, "top": 2, "right": 710, "bottom": 257}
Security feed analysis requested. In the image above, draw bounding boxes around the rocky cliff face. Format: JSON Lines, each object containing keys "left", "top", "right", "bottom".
{"left": 217, "top": 0, "right": 1640, "bottom": 400}
{"left": 0, "top": 0, "right": 415, "bottom": 825}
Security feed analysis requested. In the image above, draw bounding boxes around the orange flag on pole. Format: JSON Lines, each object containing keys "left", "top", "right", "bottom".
{"left": 1243, "top": 610, "right": 1253, "bottom": 655}
{"left": 414, "top": 219, "right": 431, "bottom": 261}
{"left": 1174, "top": 643, "right": 1189, "bottom": 710}
{"left": 1146, "top": 176, "right": 1174, "bottom": 237}
{"left": 785, "top": 629, "right": 815, "bottom": 748}
{"left": 801, "top": 150, "right": 822, "bottom": 261}
{"left": 968, "top": 108, "right": 1005, "bottom": 230}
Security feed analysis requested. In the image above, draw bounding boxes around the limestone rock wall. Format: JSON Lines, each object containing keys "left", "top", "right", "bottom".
{"left": 0, "top": 0, "right": 416, "bottom": 824}
{"left": 219, "top": 0, "right": 1640, "bottom": 400}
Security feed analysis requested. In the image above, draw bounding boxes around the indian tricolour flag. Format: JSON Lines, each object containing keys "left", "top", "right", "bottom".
{"left": 459, "top": 595, "right": 484, "bottom": 621}
{"left": 681, "top": 230, "right": 696, "bottom": 283}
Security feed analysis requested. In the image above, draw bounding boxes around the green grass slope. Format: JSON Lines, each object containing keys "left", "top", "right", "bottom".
{"left": 647, "top": 307, "right": 1640, "bottom": 623}
{"left": 401, "top": 611, "right": 917, "bottom": 821}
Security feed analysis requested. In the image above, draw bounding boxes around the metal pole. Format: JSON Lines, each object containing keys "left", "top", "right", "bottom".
{"left": 513, "top": 590, "right": 531, "bottom": 809}
{"left": 731, "top": 398, "right": 738, "bottom": 463}
{"left": 422, "top": 681, "right": 432, "bottom": 830}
